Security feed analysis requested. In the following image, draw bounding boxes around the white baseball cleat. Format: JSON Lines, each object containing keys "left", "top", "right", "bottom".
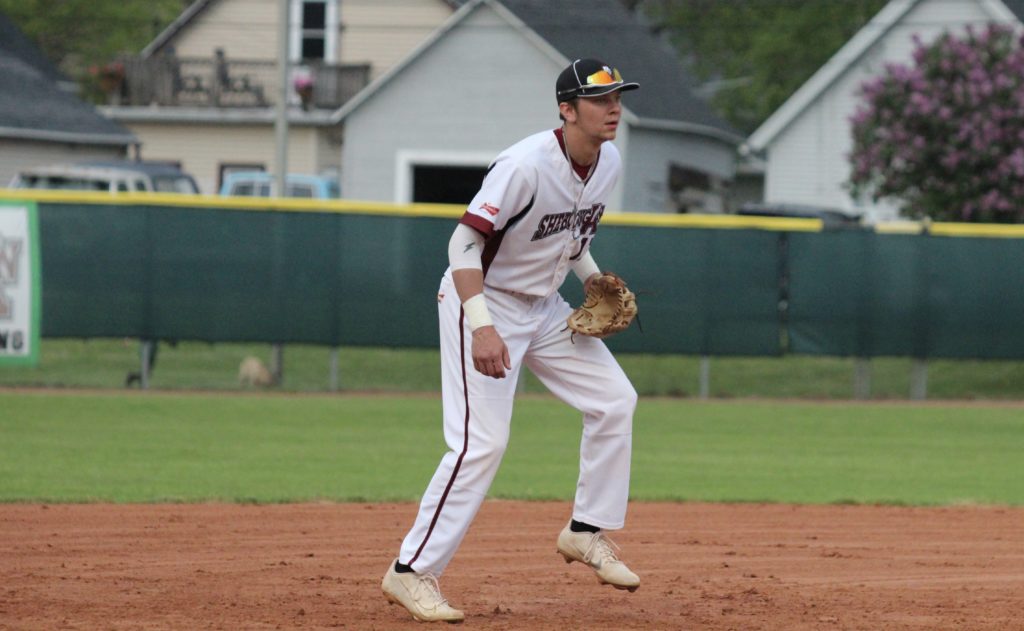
{"left": 556, "top": 522, "right": 640, "bottom": 592}
{"left": 382, "top": 558, "right": 465, "bottom": 623}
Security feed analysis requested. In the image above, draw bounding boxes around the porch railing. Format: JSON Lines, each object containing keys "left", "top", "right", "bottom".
{"left": 114, "top": 51, "right": 370, "bottom": 110}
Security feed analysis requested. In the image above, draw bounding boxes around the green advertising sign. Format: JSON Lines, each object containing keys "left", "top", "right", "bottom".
{"left": 0, "top": 201, "right": 41, "bottom": 366}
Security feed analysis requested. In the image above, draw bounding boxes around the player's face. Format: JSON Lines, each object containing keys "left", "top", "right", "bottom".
{"left": 573, "top": 92, "right": 623, "bottom": 142}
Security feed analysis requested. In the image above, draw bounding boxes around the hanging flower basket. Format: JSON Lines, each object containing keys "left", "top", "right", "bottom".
{"left": 293, "top": 74, "right": 315, "bottom": 109}
{"left": 91, "top": 61, "right": 125, "bottom": 94}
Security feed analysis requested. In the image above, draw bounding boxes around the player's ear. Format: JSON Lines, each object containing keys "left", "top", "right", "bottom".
{"left": 558, "top": 100, "right": 578, "bottom": 124}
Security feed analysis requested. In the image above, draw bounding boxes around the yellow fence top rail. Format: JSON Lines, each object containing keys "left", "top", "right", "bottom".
{"left": 0, "top": 189, "right": 825, "bottom": 231}
{"left": 4, "top": 188, "right": 1024, "bottom": 237}
{"left": 874, "top": 219, "right": 1024, "bottom": 238}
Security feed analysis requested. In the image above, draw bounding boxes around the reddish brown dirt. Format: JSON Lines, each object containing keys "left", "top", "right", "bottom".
{"left": 1, "top": 501, "right": 1021, "bottom": 630}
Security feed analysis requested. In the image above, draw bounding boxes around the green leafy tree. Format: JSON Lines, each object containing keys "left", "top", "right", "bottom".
{"left": 637, "top": 0, "right": 887, "bottom": 133}
{"left": 0, "top": 0, "right": 186, "bottom": 92}
{"left": 849, "top": 25, "right": 1024, "bottom": 223}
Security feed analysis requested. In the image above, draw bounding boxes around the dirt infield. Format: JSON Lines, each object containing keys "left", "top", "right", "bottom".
{"left": 1, "top": 501, "right": 1021, "bottom": 630}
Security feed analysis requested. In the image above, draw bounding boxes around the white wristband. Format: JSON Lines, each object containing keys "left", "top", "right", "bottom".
{"left": 571, "top": 250, "right": 600, "bottom": 284}
{"left": 462, "top": 293, "right": 493, "bottom": 331}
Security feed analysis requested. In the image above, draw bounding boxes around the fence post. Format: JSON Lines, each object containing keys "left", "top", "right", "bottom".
{"left": 699, "top": 356, "right": 711, "bottom": 399}
{"left": 854, "top": 358, "right": 871, "bottom": 400}
{"left": 329, "top": 347, "right": 340, "bottom": 392}
{"left": 271, "top": 344, "right": 284, "bottom": 386}
{"left": 910, "top": 359, "right": 928, "bottom": 400}
{"left": 139, "top": 340, "right": 154, "bottom": 390}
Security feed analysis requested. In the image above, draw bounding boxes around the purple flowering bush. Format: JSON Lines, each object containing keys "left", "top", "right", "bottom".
{"left": 848, "top": 25, "right": 1024, "bottom": 222}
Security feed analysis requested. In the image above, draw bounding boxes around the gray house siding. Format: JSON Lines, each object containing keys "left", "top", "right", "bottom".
{"left": 342, "top": 5, "right": 567, "bottom": 203}
{"left": 622, "top": 127, "right": 734, "bottom": 213}
{"left": 340, "top": 0, "right": 737, "bottom": 213}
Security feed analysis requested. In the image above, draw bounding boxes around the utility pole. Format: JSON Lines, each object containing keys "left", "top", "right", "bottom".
{"left": 275, "top": 0, "right": 290, "bottom": 197}
{"left": 271, "top": 0, "right": 290, "bottom": 385}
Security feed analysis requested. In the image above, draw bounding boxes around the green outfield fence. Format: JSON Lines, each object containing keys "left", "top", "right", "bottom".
{"left": 3, "top": 190, "right": 1024, "bottom": 360}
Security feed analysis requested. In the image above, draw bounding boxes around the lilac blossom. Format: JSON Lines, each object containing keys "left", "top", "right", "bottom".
{"left": 848, "top": 24, "right": 1024, "bottom": 222}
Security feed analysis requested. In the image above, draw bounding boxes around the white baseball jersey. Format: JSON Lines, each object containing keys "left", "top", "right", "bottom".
{"left": 459, "top": 129, "right": 621, "bottom": 296}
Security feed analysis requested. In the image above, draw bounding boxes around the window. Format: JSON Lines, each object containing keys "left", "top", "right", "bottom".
{"left": 412, "top": 165, "right": 489, "bottom": 205}
{"left": 668, "top": 163, "right": 725, "bottom": 214}
{"left": 218, "top": 162, "right": 265, "bottom": 192}
{"left": 152, "top": 176, "right": 199, "bottom": 194}
{"left": 302, "top": 2, "right": 326, "bottom": 60}
{"left": 287, "top": 183, "right": 315, "bottom": 198}
{"left": 290, "top": 0, "right": 338, "bottom": 63}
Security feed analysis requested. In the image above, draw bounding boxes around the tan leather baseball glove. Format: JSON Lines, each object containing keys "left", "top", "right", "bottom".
{"left": 566, "top": 272, "right": 638, "bottom": 338}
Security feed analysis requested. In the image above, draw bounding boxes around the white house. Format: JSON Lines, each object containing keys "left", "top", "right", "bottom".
{"left": 746, "top": 0, "right": 1024, "bottom": 223}
{"left": 335, "top": 0, "right": 742, "bottom": 213}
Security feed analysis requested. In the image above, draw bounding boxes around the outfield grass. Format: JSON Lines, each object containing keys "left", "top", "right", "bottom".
{"left": 1, "top": 391, "right": 1020, "bottom": 506}
{"left": 4, "top": 338, "right": 1024, "bottom": 399}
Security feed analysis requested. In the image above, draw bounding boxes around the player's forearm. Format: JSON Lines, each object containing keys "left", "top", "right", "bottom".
{"left": 448, "top": 223, "right": 493, "bottom": 329}
{"left": 454, "top": 268, "right": 495, "bottom": 331}
{"left": 452, "top": 268, "right": 485, "bottom": 304}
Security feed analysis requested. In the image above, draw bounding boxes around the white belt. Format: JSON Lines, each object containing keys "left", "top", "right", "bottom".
{"left": 489, "top": 286, "right": 543, "bottom": 304}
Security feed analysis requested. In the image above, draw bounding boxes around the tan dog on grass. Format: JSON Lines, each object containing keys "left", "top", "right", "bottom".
{"left": 238, "top": 356, "right": 273, "bottom": 388}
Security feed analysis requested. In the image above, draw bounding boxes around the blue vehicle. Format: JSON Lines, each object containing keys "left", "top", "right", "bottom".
{"left": 219, "top": 171, "right": 339, "bottom": 199}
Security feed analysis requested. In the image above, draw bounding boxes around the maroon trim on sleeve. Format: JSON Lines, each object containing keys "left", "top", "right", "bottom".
{"left": 459, "top": 213, "right": 494, "bottom": 238}
{"left": 480, "top": 194, "right": 535, "bottom": 277}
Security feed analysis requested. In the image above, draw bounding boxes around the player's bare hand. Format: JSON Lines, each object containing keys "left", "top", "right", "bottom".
{"left": 472, "top": 326, "right": 511, "bottom": 379}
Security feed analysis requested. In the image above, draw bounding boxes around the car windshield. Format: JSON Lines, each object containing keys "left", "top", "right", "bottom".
{"left": 21, "top": 175, "right": 108, "bottom": 191}
{"left": 286, "top": 183, "right": 315, "bottom": 198}
{"left": 229, "top": 182, "right": 273, "bottom": 196}
{"left": 152, "top": 176, "right": 199, "bottom": 194}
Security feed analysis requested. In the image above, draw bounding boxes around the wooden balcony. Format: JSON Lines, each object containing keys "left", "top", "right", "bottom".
{"left": 114, "top": 51, "right": 370, "bottom": 110}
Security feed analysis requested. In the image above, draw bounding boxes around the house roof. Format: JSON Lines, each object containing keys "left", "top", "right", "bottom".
{"left": 0, "top": 13, "right": 136, "bottom": 145}
{"left": 493, "top": 0, "right": 736, "bottom": 138}
{"left": 332, "top": 0, "right": 740, "bottom": 144}
{"left": 0, "top": 11, "right": 65, "bottom": 84}
{"left": 747, "top": 0, "right": 1021, "bottom": 152}
{"left": 141, "top": 0, "right": 217, "bottom": 59}
{"left": 1003, "top": 0, "right": 1024, "bottom": 19}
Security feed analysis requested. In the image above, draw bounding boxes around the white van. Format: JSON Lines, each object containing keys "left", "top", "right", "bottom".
{"left": 9, "top": 161, "right": 200, "bottom": 194}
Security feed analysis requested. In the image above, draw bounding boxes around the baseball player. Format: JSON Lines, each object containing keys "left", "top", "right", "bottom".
{"left": 382, "top": 58, "right": 641, "bottom": 623}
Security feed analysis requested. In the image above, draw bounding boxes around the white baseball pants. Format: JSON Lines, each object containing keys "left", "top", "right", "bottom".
{"left": 398, "top": 274, "right": 637, "bottom": 576}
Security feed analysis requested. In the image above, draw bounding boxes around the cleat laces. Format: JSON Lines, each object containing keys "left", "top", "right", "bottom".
{"left": 582, "top": 532, "right": 622, "bottom": 567}
{"left": 414, "top": 572, "right": 450, "bottom": 609}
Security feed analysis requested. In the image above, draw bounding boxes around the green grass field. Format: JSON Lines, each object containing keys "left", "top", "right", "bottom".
{"left": 2, "top": 391, "right": 1021, "bottom": 506}
{"left": 4, "top": 338, "right": 1024, "bottom": 399}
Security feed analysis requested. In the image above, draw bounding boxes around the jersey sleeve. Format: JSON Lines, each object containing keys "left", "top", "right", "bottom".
{"left": 460, "top": 155, "right": 535, "bottom": 238}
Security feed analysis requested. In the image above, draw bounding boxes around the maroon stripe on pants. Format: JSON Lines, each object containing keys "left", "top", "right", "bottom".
{"left": 408, "top": 306, "right": 471, "bottom": 567}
